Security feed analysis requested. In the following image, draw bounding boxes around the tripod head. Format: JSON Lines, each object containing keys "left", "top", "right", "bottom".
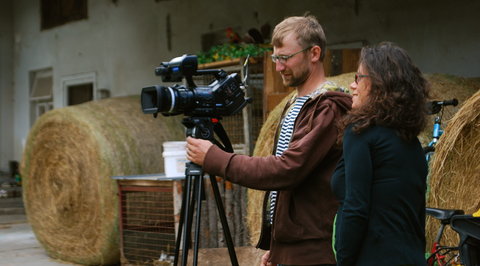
{"left": 181, "top": 116, "right": 233, "bottom": 178}
{"left": 182, "top": 116, "right": 233, "bottom": 153}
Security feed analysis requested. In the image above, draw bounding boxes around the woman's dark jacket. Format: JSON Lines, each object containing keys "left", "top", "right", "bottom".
{"left": 332, "top": 125, "right": 428, "bottom": 266}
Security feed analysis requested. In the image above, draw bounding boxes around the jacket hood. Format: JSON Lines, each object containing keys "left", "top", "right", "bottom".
{"left": 301, "top": 90, "right": 352, "bottom": 134}
{"left": 322, "top": 91, "right": 353, "bottom": 113}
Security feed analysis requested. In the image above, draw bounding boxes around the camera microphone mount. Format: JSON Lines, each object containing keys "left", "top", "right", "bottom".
{"left": 173, "top": 116, "right": 239, "bottom": 266}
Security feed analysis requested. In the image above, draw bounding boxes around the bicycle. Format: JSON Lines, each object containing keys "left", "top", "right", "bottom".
{"left": 423, "top": 98, "right": 459, "bottom": 198}
{"left": 423, "top": 98, "right": 458, "bottom": 163}
{"left": 426, "top": 207, "right": 480, "bottom": 266}
{"left": 424, "top": 98, "right": 480, "bottom": 265}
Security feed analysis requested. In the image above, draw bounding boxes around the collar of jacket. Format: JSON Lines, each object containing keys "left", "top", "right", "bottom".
{"left": 272, "top": 81, "right": 348, "bottom": 152}
{"left": 287, "top": 80, "right": 343, "bottom": 105}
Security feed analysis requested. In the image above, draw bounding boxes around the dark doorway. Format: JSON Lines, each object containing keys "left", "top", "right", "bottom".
{"left": 67, "top": 83, "right": 93, "bottom": 105}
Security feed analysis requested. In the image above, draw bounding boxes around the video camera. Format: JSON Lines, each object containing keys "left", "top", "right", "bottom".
{"left": 141, "top": 54, "right": 250, "bottom": 118}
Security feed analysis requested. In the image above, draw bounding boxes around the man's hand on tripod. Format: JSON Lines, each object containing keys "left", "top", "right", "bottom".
{"left": 186, "top": 137, "right": 213, "bottom": 166}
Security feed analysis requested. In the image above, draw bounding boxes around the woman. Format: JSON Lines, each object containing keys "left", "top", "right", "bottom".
{"left": 331, "top": 42, "right": 429, "bottom": 265}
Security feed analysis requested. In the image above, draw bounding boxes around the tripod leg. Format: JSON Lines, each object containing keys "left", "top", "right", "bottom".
{"left": 174, "top": 179, "right": 187, "bottom": 266}
{"left": 181, "top": 175, "right": 193, "bottom": 266}
{"left": 193, "top": 176, "right": 204, "bottom": 266}
{"left": 209, "top": 175, "right": 239, "bottom": 266}
{"left": 186, "top": 176, "right": 199, "bottom": 246}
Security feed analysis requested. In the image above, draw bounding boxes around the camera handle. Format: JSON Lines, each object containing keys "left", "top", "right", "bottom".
{"left": 173, "top": 117, "right": 239, "bottom": 266}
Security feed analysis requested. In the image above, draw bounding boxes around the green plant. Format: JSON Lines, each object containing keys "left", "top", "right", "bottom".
{"left": 197, "top": 43, "right": 271, "bottom": 64}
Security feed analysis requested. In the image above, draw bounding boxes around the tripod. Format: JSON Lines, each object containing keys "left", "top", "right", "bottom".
{"left": 173, "top": 117, "right": 239, "bottom": 266}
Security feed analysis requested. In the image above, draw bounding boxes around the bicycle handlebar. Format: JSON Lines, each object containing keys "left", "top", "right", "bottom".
{"left": 434, "top": 98, "right": 458, "bottom": 107}
{"left": 427, "top": 98, "right": 458, "bottom": 114}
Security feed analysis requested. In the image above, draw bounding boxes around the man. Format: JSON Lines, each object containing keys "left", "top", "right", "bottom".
{"left": 186, "top": 15, "right": 352, "bottom": 265}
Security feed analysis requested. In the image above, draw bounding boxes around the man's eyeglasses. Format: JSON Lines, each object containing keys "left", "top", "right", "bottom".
{"left": 355, "top": 73, "right": 369, "bottom": 84}
{"left": 271, "top": 47, "right": 311, "bottom": 64}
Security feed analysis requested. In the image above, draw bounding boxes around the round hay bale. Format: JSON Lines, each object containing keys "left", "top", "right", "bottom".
{"left": 426, "top": 89, "right": 480, "bottom": 249}
{"left": 247, "top": 73, "right": 480, "bottom": 245}
{"left": 20, "top": 96, "right": 184, "bottom": 265}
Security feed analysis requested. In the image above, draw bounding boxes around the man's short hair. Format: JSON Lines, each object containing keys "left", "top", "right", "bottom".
{"left": 271, "top": 15, "right": 327, "bottom": 61}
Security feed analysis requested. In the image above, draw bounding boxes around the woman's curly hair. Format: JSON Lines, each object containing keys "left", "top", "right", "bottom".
{"left": 340, "top": 42, "right": 430, "bottom": 141}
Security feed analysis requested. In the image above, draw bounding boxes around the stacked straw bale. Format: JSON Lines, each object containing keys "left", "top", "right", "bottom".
{"left": 248, "top": 73, "right": 479, "bottom": 245}
{"left": 21, "top": 96, "right": 184, "bottom": 265}
{"left": 426, "top": 89, "right": 480, "bottom": 249}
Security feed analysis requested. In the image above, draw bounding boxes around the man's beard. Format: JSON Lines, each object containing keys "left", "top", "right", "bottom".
{"left": 282, "top": 68, "right": 309, "bottom": 87}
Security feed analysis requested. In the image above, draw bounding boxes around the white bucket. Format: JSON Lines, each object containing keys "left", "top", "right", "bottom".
{"left": 162, "top": 141, "right": 187, "bottom": 178}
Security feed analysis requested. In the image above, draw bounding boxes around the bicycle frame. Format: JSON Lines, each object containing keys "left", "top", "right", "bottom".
{"left": 424, "top": 99, "right": 457, "bottom": 163}
{"left": 427, "top": 242, "right": 460, "bottom": 266}
{"left": 425, "top": 116, "right": 443, "bottom": 162}
{"left": 424, "top": 99, "right": 458, "bottom": 196}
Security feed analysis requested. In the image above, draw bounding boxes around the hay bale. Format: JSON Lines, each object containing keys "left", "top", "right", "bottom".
{"left": 20, "top": 96, "right": 184, "bottom": 265}
{"left": 426, "top": 89, "right": 480, "bottom": 249}
{"left": 248, "top": 73, "right": 480, "bottom": 245}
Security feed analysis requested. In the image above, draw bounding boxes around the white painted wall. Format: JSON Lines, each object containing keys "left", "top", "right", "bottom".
{"left": 323, "top": 0, "right": 480, "bottom": 77}
{"left": 1, "top": 0, "right": 479, "bottom": 170}
{"left": 0, "top": 0, "right": 13, "bottom": 173}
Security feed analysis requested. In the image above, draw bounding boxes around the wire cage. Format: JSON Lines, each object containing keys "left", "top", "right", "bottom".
{"left": 117, "top": 177, "right": 181, "bottom": 265}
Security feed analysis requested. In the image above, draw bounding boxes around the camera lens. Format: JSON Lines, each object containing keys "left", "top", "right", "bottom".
{"left": 166, "top": 86, "right": 194, "bottom": 115}
{"left": 141, "top": 85, "right": 195, "bottom": 115}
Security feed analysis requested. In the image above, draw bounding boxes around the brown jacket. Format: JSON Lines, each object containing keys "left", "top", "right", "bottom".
{"left": 204, "top": 90, "right": 352, "bottom": 265}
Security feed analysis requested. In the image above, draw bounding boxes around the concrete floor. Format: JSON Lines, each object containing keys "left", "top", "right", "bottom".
{"left": 0, "top": 175, "right": 263, "bottom": 266}
{"left": 0, "top": 219, "right": 76, "bottom": 265}
{"left": 0, "top": 210, "right": 263, "bottom": 266}
{"left": 1, "top": 170, "right": 76, "bottom": 265}
{"left": 0, "top": 200, "right": 77, "bottom": 265}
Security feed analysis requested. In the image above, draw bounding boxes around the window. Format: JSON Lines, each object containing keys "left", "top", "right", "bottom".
{"left": 41, "top": 0, "right": 88, "bottom": 30}
{"left": 35, "top": 102, "right": 54, "bottom": 118}
{"left": 30, "top": 68, "right": 54, "bottom": 125}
